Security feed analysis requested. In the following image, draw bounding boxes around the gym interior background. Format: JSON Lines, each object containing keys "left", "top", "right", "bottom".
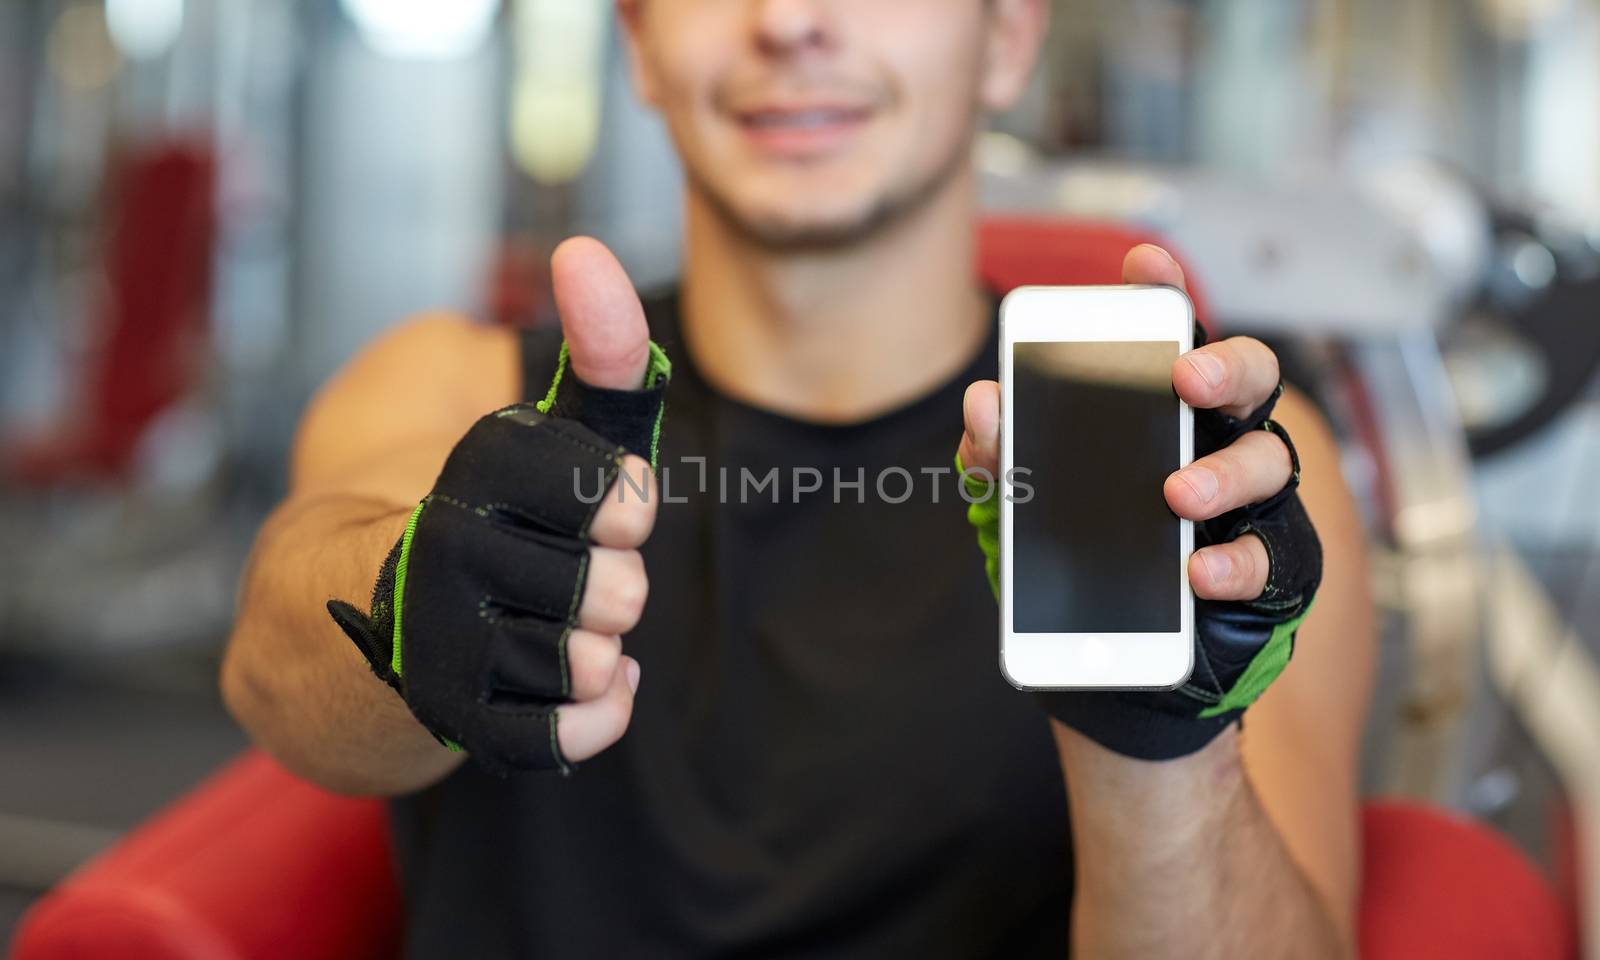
{"left": 1, "top": 0, "right": 1598, "bottom": 955}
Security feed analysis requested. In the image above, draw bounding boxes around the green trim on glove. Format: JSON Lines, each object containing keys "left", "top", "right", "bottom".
{"left": 534, "top": 340, "right": 568, "bottom": 415}
{"left": 535, "top": 339, "right": 674, "bottom": 469}
{"left": 643, "top": 340, "right": 672, "bottom": 388}
{"left": 1197, "top": 600, "right": 1312, "bottom": 718}
{"left": 390, "top": 498, "right": 429, "bottom": 678}
{"left": 385, "top": 497, "right": 466, "bottom": 753}
{"left": 644, "top": 341, "right": 671, "bottom": 468}
{"left": 955, "top": 452, "right": 1001, "bottom": 600}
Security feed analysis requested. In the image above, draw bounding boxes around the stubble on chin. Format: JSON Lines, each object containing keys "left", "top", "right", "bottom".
{"left": 681, "top": 122, "right": 978, "bottom": 254}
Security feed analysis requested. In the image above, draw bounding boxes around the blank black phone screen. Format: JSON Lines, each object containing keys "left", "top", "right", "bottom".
{"left": 1011, "top": 340, "right": 1181, "bottom": 633}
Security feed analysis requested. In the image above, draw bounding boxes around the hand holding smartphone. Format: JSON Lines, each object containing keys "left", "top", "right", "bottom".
{"left": 998, "top": 285, "right": 1195, "bottom": 691}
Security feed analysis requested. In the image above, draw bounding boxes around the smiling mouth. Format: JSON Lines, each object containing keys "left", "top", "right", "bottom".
{"left": 730, "top": 104, "right": 874, "bottom": 158}
{"left": 737, "top": 107, "right": 872, "bottom": 129}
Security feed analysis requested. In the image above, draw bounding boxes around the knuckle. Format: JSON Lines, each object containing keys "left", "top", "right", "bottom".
{"left": 1226, "top": 336, "right": 1278, "bottom": 384}
{"left": 1263, "top": 431, "right": 1294, "bottom": 480}
{"left": 1239, "top": 430, "right": 1291, "bottom": 483}
{"left": 622, "top": 495, "right": 658, "bottom": 544}
{"left": 1238, "top": 537, "right": 1268, "bottom": 589}
{"left": 1231, "top": 545, "right": 1254, "bottom": 588}
{"left": 1208, "top": 449, "right": 1243, "bottom": 498}
{"left": 601, "top": 553, "right": 648, "bottom": 626}
{"left": 1244, "top": 338, "right": 1280, "bottom": 380}
{"left": 1229, "top": 334, "right": 1265, "bottom": 356}
{"left": 555, "top": 715, "right": 595, "bottom": 763}
{"left": 596, "top": 497, "right": 655, "bottom": 547}
{"left": 626, "top": 568, "right": 650, "bottom": 622}
{"left": 569, "top": 633, "right": 621, "bottom": 696}
{"left": 1260, "top": 347, "right": 1282, "bottom": 382}
{"left": 595, "top": 463, "right": 657, "bottom": 547}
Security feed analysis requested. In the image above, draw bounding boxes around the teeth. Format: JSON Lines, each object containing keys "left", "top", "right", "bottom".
{"left": 746, "top": 110, "right": 854, "bottom": 129}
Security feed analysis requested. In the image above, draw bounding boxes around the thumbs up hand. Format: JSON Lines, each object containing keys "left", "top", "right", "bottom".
{"left": 328, "top": 237, "right": 671, "bottom": 775}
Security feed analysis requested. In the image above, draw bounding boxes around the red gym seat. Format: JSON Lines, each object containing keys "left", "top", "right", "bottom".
{"left": 9, "top": 751, "right": 1574, "bottom": 959}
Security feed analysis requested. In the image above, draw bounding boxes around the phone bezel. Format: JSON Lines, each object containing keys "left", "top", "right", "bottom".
{"left": 998, "top": 284, "right": 1196, "bottom": 691}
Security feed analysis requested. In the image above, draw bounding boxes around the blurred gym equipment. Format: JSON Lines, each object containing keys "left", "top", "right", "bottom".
{"left": 1450, "top": 206, "right": 1600, "bottom": 460}
{"left": 5, "top": 0, "right": 1599, "bottom": 954}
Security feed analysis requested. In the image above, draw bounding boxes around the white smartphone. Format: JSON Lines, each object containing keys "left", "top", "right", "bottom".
{"left": 998, "top": 285, "right": 1195, "bottom": 690}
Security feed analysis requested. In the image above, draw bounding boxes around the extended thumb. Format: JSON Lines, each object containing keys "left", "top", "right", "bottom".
{"left": 551, "top": 237, "right": 652, "bottom": 391}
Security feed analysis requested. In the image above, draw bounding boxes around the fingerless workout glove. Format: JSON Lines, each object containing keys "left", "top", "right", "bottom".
{"left": 327, "top": 341, "right": 670, "bottom": 776}
{"left": 962, "top": 381, "right": 1322, "bottom": 761}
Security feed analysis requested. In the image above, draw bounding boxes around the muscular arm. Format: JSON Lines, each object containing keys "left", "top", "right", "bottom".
{"left": 1060, "top": 391, "right": 1376, "bottom": 959}
{"left": 221, "top": 316, "right": 520, "bottom": 796}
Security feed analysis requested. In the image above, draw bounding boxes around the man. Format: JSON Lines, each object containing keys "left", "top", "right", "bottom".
{"left": 222, "top": 1, "right": 1375, "bottom": 956}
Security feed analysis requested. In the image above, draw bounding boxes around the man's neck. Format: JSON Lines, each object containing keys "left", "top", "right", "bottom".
{"left": 678, "top": 170, "right": 991, "bottom": 424}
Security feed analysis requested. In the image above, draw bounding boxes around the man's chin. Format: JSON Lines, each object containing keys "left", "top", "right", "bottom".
{"left": 686, "top": 149, "right": 967, "bottom": 253}
{"left": 735, "top": 209, "right": 889, "bottom": 251}
{"left": 706, "top": 187, "right": 907, "bottom": 252}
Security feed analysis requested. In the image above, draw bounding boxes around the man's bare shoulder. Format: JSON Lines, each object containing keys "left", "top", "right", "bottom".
{"left": 290, "top": 313, "right": 523, "bottom": 499}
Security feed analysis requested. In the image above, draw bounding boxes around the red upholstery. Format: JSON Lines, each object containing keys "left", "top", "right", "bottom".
{"left": 1359, "top": 801, "right": 1575, "bottom": 959}
{"left": 9, "top": 754, "right": 399, "bottom": 960}
{"left": 977, "top": 217, "right": 1214, "bottom": 340}
{"left": 11, "top": 755, "right": 1575, "bottom": 959}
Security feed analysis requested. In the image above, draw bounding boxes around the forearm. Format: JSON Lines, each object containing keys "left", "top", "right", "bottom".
{"left": 222, "top": 493, "right": 464, "bottom": 796}
{"left": 1059, "top": 724, "right": 1347, "bottom": 960}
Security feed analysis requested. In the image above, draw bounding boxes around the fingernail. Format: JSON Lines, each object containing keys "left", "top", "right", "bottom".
{"left": 1177, "top": 467, "right": 1218, "bottom": 503}
{"left": 1186, "top": 352, "right": 1225, "bottom": 389}
{"left": 1201, "top": 550, "right": 1233, "bottom": 585}
{"left": 625, "top": 658, "right": 641, "bottom": 693}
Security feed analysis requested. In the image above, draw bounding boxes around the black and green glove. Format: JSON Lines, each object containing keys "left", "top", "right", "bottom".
{"left": 964, "top": 382, "right": 1322, "bottom": 761}
{"left": 327, "top": 342, "right": 670, "bottom": 776}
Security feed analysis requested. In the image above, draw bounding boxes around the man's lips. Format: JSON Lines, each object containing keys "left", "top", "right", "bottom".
{"left": 730, "top": 104, "right": 874, "bottom": 157}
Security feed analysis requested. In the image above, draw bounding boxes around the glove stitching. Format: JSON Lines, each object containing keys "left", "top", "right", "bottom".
{"left": 438, "top": 490, "right": 586, "bottom": 706}
{"left": 1181, "top": 640, "right": 1225, "bottom": 704}
{"left": 430, "top": 493, "right": 479, "bottom": 516}
{"left": 1200, "top": 381, "right": 1284, "bottom": 446}
{"left": 494, "top": 402, "right": 633, "bottom": 461}
{"left": 441, "top": 486, "right": 595, "bottom": 540}
{"left": 1241, "top": 519, "right": 1290, "bottom": 602}
{"left": 1178, "top": 684, "right": 1223, "bottom": 706}
{"left": 478, "top": 595, "right": 574, "bottom": 701}
{"left": 449, "top": 516, "right": 587, "bottom": 621}
{"left": 1260, "top": 419, "right": 1301, "bottom": 488}
{"left": 523, "top": 415, "right": 626, "bottom": 462}
{"left": 557, "top": 622, "right": 573, "bottom": 700}
{"left": 488, "top": 702, "right": 561, "bottom": 718}
{"left": 483, "top": 499, "right": 582, "bottom": 536}
{"left": 556, "top": 547, "right": 590, "bottom": 702}
{"left": 566, "top": 551, "right": 590, "bottom": 622}
{"left": 1248, "top": 590, "right": 1305, "bottom": 614}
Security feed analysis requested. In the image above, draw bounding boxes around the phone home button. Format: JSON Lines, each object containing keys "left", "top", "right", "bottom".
{"left": 1079, "top": 637, "right": 1114, "bottom": 677}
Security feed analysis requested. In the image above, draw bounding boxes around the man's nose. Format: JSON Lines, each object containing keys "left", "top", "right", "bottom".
{"left": 751, "top": 0, "right": 834, "bottom": 57}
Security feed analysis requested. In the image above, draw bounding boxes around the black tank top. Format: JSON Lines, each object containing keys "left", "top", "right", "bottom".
{"left": 389, "top": 291, "right": 1072, "bottom": 958}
